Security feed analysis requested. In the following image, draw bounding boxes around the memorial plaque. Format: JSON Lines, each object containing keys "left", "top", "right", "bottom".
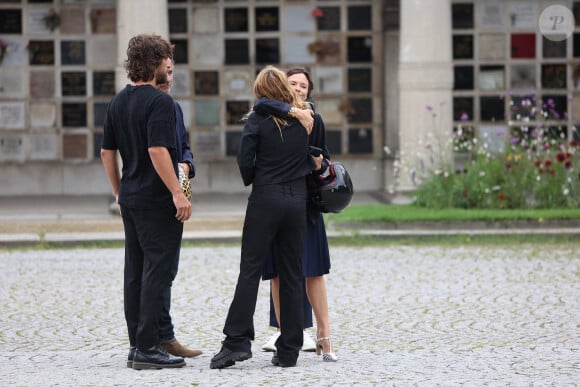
{"left": 256, "top": 38, "right": 279, "bottom": 64}
{"left": 282, "top": 36, "right": 312, "bottom": 64}
{"left": 177, "top": 100, "right": 191, "bottom": 127}
{"left": 171, "top": 69, "right": 190, "bottom": 97}
{"left": 0, "top": 9, "right": 22, "bottom": 34}
{"left": 348, "top": 98, "right": 372, "bottom": 123}
{"left": 453, "top": 97, "right": 474, "bottom": 121}
{"left": 315, "top": 38, "right": 340, "bottom": 65}
{"left": 453, "top": 34, "right": 473, "bottom": 59}
{"left": 30, "top": 71, "right": 55, "bottom": 98}
{"left": 316, "top": 99, "right": 342, "bottom": 126}
{"left": 61, "top": 41, "right": 86, "bottom": 65}
{"left": 348, "top": 68, "right": 372, "bottom": 92}
{"left": 542, "top": 64, "right": 567, "bottom": 89}
{"left": 226, "top": 100, "right": 250, "bottom": 125}
{"left": 169, "top": 8, "right": 187, "bottom": 33}
{"left": 225, "top": 39, "right": 249, "bottom": 65}
{"left": 316, "top": 66, "right": 342, "bottom": 93}
{"left": 90, "top": 9, "right": 116, "bottom": 33}
{"left": 347, "top": 36, "right": 372, "bottom": 63}
{"left": 92, "top": 39, "right": 116, "bottom": 66}
{"left": 348, "top": 128, "right": 373, "bottom": 154}
{"left": 63, "top": 133, "right": 88, "bottom": 159}
{"left": 28, "top": 9, "right": 51, "bottom": 35}
{"left": 479, "top": 1, "right": 504, "bottom": 28}
{"left": 30, "top": 133, "right": 58, "bottom": 160}
{"left": 348, "top": 6, "right": 371, "bottom": 30}
{"left": 511, "top": 33, "right": 535, "bottom": 59}
{"left": 282, "top": 5, "right": 311, "bottom": 32}
{"left": 93, "top": 102, "right": 108, "bottom": 126}
{"left": 542, "top": 95, "right": 567, "bottom": 119}
{"left": 543, "top": 37, "right": 566, "bottom": 58}
{"left": 30, "top": 102, "right": 56, "bottom": 127}
{"left": 479, "top": 65, "right": 505, "bottom": 91}
{"left": 194, "top": 131, "right": 220, "bottom": 158}
{"left": 62, "top": 102, "right": 87, "bottom": 127}
{"left": 480, "top": 96, "right": 505, "bottom": 122}
{"left": 0, "top": 134, "right": 25, "bottom": 161}
{"left": 29, "top": 40, "right": 54, "bottom": 65}
{"left": 194, "top": 100, "right": 220, "bottom": 126}
{"left": 225, "top": 130, "right": 241, "bottom": 156}
{"left": 93, "top": 71, "right": 115, "bottom": 96}
{"left": 326, "top": 130, "right": 342, "bottom": 155}
{"left": 224, "top": 8, "right": 247, "bottom": 32}
{"left": 0, "top": 69, "right": 25, "bottom": 98}
{"left": 192, "top": 7, "right": 218, "bottom": 33}
{"left": 255, "top": 7, "right": 278, "bottom": 32}
{"left": 173, "top": 39, "right": 188, "bottom": 64}
{"left": 452, "top": 3, "right": 473, "bottom": 29}
{"left": 510, "top": 1, "right": 537, "bottom": 28}
{"left": 454, "top": 65, "right": 474, "bottom": 90}
{"left": 511, "top": 64, "right": 535, "bottom": 89}
{"left": 192, "top": 36, "right": 221, "bottom": 66}
{"left": 224, "top": 70, "right": 251, "bottom": 95}
{"left": 479, "top": 33, "right": 505, "bottom": 60}
{"left": 0, "top": 102, "right": 25, "bottom": 129}
{"left": 194, "top": 71, "right": 219, "bottom": 95}
{"left": 60, "top": 8, "right": 85, "bottom": 34}
{"left": 317, "top": 7, "right": 340, "bottom": 31}
{"left": 62, "top": 71, "right": 87, "bottom": 96}
{"left": 0, "top": 39, "right": 26, "bottom": 67}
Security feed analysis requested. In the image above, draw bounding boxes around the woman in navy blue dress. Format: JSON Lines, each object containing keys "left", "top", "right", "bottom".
{"left": 254, "top": 67, "right": 337, "bottom": 362}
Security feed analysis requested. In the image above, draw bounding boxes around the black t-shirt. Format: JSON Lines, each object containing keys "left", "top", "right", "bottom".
{"left": 102, "top": 84, "right": 177, "bottom": 209}
{"left": 237, "top": 111, "right": 314, "bottom": 187}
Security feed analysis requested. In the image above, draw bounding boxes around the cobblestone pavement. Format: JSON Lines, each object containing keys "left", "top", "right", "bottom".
{"left": 0, "top": 245, "right": 578, "bottom": 386}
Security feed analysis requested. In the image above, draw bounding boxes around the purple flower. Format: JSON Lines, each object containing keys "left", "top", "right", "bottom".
{"left": 460, "top": 112, "right": 469, "bottom": 122}
{"left": 425, "top": 105, "right": 433, "bottom": 111}
{"left": 510, "top": 137, "right": 520, "bottom": 144}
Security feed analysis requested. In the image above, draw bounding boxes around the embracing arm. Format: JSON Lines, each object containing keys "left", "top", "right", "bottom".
{"left": 253, "top": 97, "right": 314, "bottom": 134}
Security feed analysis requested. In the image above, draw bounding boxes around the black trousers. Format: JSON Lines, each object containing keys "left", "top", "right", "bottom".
{"left": 159, "top": 248, "right": 180, "bottom": 342}
{"left": 223, "top": 179, "right": 306, "bottom": 364}
{"left": 121, "top": 205, "right": 183, "bottom": 350}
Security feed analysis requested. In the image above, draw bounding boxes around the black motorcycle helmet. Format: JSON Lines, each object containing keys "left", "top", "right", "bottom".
{"left": 309, "top": 162, "right": 354, "bottom": 213}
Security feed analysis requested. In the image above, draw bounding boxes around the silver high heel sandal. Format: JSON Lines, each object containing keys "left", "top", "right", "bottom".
{"left": 316, "top": 337, "right": 338, "bottom": 362}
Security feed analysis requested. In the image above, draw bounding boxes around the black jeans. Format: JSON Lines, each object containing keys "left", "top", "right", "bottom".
{"left": 222, "top": 179, "right": 306, "bottom": 364}
{"left": 121, "top": 205, "right": 183, "bottom": 350}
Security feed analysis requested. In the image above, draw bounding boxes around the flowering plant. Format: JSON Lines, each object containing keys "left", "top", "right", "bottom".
{"left": 408, "top": 95, "right": 580, "bottom": 209}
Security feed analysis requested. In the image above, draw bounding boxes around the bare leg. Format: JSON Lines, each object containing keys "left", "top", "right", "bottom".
{"left": 271, "top": 276, "right": 281, "bottom": 332}
{"left": 305, "top": 276, "right": 332, "bottom": 353}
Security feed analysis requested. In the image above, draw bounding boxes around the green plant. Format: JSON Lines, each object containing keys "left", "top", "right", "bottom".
{"left": 410, "top": 97, "right": 580, "bottom": 209}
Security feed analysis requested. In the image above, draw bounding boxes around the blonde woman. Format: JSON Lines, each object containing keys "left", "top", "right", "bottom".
{"left": 210, "top": 66, "right": 323, "bottom": 369}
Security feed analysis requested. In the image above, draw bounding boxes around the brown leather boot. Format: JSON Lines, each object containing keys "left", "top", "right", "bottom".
{"left": 160, "top": 339, "right": 202, "bottom": 358}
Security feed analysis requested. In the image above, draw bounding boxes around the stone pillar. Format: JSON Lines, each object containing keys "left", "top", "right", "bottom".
{"left": 397, "top": 0, "right": 453, "bottom": 192}
{"left": 115, "top": 0, "right": 169, "bottom": 91}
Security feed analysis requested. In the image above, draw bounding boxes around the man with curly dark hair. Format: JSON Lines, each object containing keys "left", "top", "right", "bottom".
{"left": 101, "top": 34, "right": 191, "bottom": 370}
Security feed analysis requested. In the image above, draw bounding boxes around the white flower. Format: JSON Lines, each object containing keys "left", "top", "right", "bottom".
{"left": 492, "top": 185, "right": 501, "bottom": 191}
{"left": 563, "top": 188, "right": 570, "bottom": 196}
{"left": 479, "top": 171, "right": 486, "bottom": 177}
{"left": 383, "top": 146, "right": 391, "bottom": 155}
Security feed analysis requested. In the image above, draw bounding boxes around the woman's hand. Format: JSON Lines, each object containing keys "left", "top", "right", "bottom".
{"left": 312, "top": 154, "right": 323, "bottom": 171}
{"left": 296, "top": 108, "right": 314, "bottom": 135}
